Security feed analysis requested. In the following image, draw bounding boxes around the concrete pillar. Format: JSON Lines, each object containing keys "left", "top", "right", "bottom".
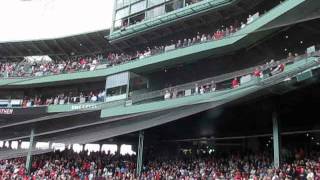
{"left": 99, "top": 144, "right": 103, "bottom": 153}
{"left": 136, "top": 131, "right": 144, "bottom": 176}
{"left": 8, "top": 141, "right": 12, "bottom": 149}
{"left": 116, "top": 143, "right": 121, "bottom": 156}
{"left": 18, "top": 141, "right": 22, "bottom": 150}
{"left": 48, "top": 142, "right": 53, "bottom": 149}
{"left": 26, "top": 129, "right": 35, "bottom": 175}
{"left": 272, "top": 111, "right": 281, "bottom": 168}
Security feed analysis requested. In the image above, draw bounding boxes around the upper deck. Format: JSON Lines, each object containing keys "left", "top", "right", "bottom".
{"left": 0, "top": 0, "right": 317, "bottom": 88}
{"left": 109, "top": 0, "right": 239, "bottom": 42}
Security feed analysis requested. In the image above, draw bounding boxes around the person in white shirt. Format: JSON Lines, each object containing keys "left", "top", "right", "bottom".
{"left": 195, "top": 83, "right": 199, "bottom": 94}
{"left": 247, "top": 14, "right": 254, "bottom": 24}
{"left": 200, "top": 86, "right": 205, "bottom": 94}
{"left": 91, "top": 95, "right": 98, "bottom": 102}
{"left": 164, "top": 90, "right": 171, "bottom": 100}
{"left": 241, "top": 22, "right": 246, "bottom": 29}
{"left": 307, "top": 169, "right": 314, "bottom": 180}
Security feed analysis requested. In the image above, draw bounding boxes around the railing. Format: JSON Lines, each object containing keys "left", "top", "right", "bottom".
{"left": 1, "top": 52, "right": 318, "bottom": 113}
{"left": 130, "top": 50, "right": 320, "bottom": 104}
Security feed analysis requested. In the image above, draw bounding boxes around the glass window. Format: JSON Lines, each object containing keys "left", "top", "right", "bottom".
{"left": 106, "top": 85, "right": 127, "bottom": 97}
{"left": 130, "top": 1, "right": 146, "bottom": 14}
{"left": 148, "top": 0, "right": 164, "bottom": 7}
{"left": 123, "top": 0, "right": 130, "bottom": 6}
{"left": 115, "top": 7, "right": 129, "bottom": 20}
{"left": 131, "top": 0, "right": 141, "bottom": 3}
{"left": 146, "top": 5, "right": 165, "bottom": 19}
{"left": 116, "top": 0, "right": 123, "bottom": 9}
{"left": 165, "top": 0, "right": 183, "bottom": 13}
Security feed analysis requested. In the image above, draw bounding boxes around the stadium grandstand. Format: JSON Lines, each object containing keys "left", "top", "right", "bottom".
{"left": 1, "top": 0, "right": 320, "bottom": 179}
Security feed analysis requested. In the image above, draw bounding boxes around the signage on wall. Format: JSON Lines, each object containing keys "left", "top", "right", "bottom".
{"left": 0, "top": 108, "right": 13, "bottom": 115}
{"left": 71, "top": 104, "right": 98, "bottom": 110}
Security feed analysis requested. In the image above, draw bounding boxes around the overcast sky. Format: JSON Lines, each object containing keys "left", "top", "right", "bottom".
{"left": 0, "top": 0, "right": 114, "bottom": 42}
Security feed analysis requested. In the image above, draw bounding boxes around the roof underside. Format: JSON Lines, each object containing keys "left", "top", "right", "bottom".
{"left": 0, "top": 29, "right": 113, "bottom": 60}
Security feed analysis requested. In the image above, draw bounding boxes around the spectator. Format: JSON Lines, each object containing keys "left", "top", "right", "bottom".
{"left": 232, "top": 77, "right": 240, "bottom": 88}
{"left": 164, "top": 90, "right": 171, "bottom": 100}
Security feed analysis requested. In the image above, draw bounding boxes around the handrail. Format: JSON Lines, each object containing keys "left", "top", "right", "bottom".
{"left": 131, "top": 51, "right": 319, "bottom": 104}
{"left": 1, "top": 53, "right": 318, "bottom": 112}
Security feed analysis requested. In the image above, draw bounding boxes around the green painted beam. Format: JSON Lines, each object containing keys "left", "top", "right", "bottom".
{"left": 47, "top": 100, "right": 124, "bottom": 113}
{"left": 100, "top": 56, "right": 319, "bottom": 118}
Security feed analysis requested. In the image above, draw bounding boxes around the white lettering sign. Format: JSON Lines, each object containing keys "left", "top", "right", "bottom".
{"left": 0, "top": 109, "right": 13, "bottom": 115}
{"left": 71, "top": 104, "right": 98, "bottom": 110}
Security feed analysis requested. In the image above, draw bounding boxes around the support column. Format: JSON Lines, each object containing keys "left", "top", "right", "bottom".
{"left": 272, "top": 111, "right": 281, "bottom": 168}
{"left": 136, "top": 131, "right": 144, "bottom": 177}
{"left": 116, "top": 143, "right": 121, "bottom": 156}
{"left": 48, "top": 142, "right": 53, "bottom": 149}
{"left": 18, "top": 141, "right": 22, "bottom": 150}
{"left": 8, "top": 141, "right": 12, "bottom": 149}
{"left": 99, "top": 144, "right": 103, "bottom": 153}
{"left": 26, "top": 129, "right": 35, "bottom": 175}
{"left": 82, "top": 144, "right": 86, "bottom": 152}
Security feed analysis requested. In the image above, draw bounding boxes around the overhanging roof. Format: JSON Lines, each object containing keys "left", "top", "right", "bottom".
{"left": 0, "top": 29, "right": 113, "bottom": 59}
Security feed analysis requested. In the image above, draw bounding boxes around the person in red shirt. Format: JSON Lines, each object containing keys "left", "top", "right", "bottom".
{"left": 279, "top": 63, "right": 285, "bottom": 72}
{"left": 234, "top": 171, "right": 242, "bottom": 180}
{"left": 232, "top": 78, "right": 239, "bottom": 89}
{"left": 253, "top": 67, "right": 263, "bottom": 78}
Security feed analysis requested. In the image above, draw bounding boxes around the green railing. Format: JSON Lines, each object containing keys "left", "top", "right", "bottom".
{"left": 100, "top": 55, "right": 319, "bottom": 118}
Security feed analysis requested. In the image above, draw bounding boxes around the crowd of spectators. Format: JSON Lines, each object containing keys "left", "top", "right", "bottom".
{"left": 163, "top": 55, "right": 287, "bottom": 100}
{"left": 0, "top": 54, "right": 104, "bottom": 78}
{"left": 0, "top": 148, "right": 319, "bottom": 179}
{"left": 22, "top": 55, "right": 103, "bottom": 77}
{"left": 20, "top": 90, "right": 106, "bottom": 107}
{"left": 1, "top": 49, "right": 303, "bottom": 108}
{"left": 0, "top": 61, "right": 17, "bottom": 77}
{"left": 106, "top": 12, "right": 260, "bottom": 67}
{"left": 0, "top": 10, "right": 261, "bottom": 79}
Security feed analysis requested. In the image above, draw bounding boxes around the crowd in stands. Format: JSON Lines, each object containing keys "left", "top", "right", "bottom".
{"left": 0, "top": 61, "right": 17, "bottom": 77}
{"left": 20, "top": 90, "right": 106, "bottom": 107}
{"left": 164, "top": 54, "right": 288, "bottom": 100}
{"left": 0, "top": 55, "right": 104, "bottom": 78}
{"left": 107, "top": 12, "right": 260, "bottom": 67}
{"left": 0, "top": 148, "right": 320, "bottom": 179}
{"left": 0, "top": 10, "right": 261, "bottom": 79}
{"left": 1, "top": 48, "right": 307, "bottom": 108}
{"left": 23, "top": 55, "right": 103, "bottom": 77}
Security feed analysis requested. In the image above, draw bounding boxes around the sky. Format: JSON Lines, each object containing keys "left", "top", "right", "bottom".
{"left": 0, "top": 0, "right": 114, "bottom": 42}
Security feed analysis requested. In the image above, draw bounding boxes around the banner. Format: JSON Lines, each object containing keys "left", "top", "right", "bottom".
{"left": 0, "top": 106, "right": 47, "bottom": 116}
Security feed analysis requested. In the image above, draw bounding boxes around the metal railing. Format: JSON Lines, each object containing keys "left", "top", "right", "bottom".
{"left": 130, "top": 51, "right": 320, "bottom": 104}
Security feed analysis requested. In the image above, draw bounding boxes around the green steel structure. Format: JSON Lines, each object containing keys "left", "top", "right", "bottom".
{"left": 0, "top": 0, "right": 317, "bottom": 87}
